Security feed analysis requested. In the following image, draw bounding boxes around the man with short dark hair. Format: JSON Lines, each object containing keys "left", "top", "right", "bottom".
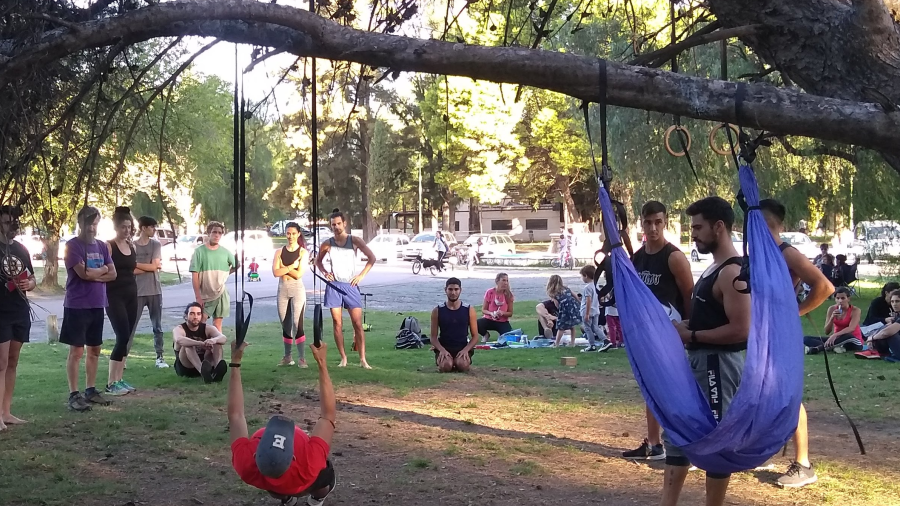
{"left": 663, "top": 197, "right": 751, "bottom": 506}
{"left": 759, "top": 198, "right": 831, "bottom": 488}
{"left": 431, "top": 278, "right": 479, "bottom": 373}
{"left": 173, "top": 302, "right": 228, "bottom": 383}
{"left": 623, "top": 200, "right": 694, "bottom": 461}
{"left": 190, "top": 221, "right": 237, "bottom": 332}
{"left": 0, "top": 205, "right": 36, "bottom": 428}
{"left": 133, "top": 216, "right": 167, "bottom": 368}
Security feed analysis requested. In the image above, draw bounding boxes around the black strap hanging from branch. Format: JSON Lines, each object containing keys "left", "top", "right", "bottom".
{"left": 309, "top": 0, "right": 324, "bottom": 349}
{"left": 233, "top": 48, "right": 253, "bottom": 347}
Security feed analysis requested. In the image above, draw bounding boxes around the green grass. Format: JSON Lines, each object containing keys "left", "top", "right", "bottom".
{"left": 1, "top": 296, "right": 898, "bottom": 505}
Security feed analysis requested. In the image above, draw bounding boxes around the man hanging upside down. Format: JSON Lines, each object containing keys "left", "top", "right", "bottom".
{"left": 229, "top": 340, "right": 337, "bottom": 506}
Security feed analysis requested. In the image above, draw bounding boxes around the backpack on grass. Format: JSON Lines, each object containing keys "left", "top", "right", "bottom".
{"left": 395, "top": 316, "right": 429, "bottom": 349}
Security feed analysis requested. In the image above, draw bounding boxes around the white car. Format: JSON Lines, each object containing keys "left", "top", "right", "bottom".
{"left": 462, "top": 233, "right": 517, "bottom": 255}
{"left": 221, "top": 230, "right": 275, "bottom": 262}
{"left": 365, "top": 233, "right": 410, "bottom": 262}
{"left": 780, "top": 232, "right": 820, "bottom": 261}
{"left": 690, "top": 231, "right": 744, "bottom": 262}
{"left": 164, "top": 234, "right": 208, "bottom": 261}
{"left": 402, "top": 231, "right": 457, "bottom": 260}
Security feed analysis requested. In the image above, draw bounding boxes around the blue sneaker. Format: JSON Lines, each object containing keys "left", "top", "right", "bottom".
{"left": 119, "top": 380, "right": 136, "bottom": 392}
{"left": 105, "top": 382, "right": 130, "bottom": 396}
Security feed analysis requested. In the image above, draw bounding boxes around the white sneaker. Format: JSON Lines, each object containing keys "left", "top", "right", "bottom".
{"left": 834, "top": 346, "right": 846, "bottom": 354}
{"left": 156, "top": 358, "right": 170, "bottom": 369}
{"left": 306, "top": 497, "right": 324, "bottom": 506}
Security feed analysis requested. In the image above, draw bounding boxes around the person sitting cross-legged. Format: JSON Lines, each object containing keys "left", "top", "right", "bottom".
{"left": 173, "top": 302, "right": 228, "bottom": 383}
{"left": 431, "top": 277, "right": 479, "bottom": 373}
{"left": 803, "top": 287, "right": 864, "bottom": 354}
{"left": 230, "top": 340, "right": 337, "bottom": 506}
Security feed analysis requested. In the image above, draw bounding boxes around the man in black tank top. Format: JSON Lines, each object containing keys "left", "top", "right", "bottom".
{"left": 662, "top": 197, "right": 750, "bottom": 506}
{"left": 622, "top": 201, "right": 695, "bottom": 461}
{"left": 431, "top": 278, "right": 479, "bottom": 373}
{"left": 173, "top": 303, "right": 229, "bottom": 383}
{"left": 760, "top": 199, "right": 832, "bottom": 488}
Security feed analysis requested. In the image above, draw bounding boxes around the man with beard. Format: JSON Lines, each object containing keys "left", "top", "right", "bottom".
{"left": 760, "top": 199, "right": 832, "bottom": 488}
{"left": 623, "top": 201, "right": 694, "bottom": 461}
{"left": 431, "top": 277, "right": 479, "bottom": 373}
{"left": 314, "top": 209, "right": 377, "bottom": 369}
{"left": 662, "top": 197, "right": 751, "bottom": 506}
{"left": 0, "top": 205, "right": 36, "bottom": 428}
{"left": 173, "top": 302, "right": 229, "bottom": 383}
{"left": 190, "top": 221, "right": 237, "bottom": 332}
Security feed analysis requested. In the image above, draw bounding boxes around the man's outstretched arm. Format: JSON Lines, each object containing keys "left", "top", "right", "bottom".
{"left": 309, "top": 342, "right": 336, "bottom": 448}
{"left": 228, "top": 342, "right": 250, "bottom": 443}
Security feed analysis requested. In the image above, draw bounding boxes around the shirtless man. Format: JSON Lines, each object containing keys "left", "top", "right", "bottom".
{"left": 760, "top": 199, "right": 832, "bottom": 488}
{"left": 314, "top": 209, "right": 376, "bottom": 369}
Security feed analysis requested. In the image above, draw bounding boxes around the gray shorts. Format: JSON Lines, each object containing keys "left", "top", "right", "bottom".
{"left": 663, "top": 348, "right": 745, "bottom": 461}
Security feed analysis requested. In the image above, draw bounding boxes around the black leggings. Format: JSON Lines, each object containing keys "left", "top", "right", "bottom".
{"left": 803, "top": 334, "right": 863, "bottom": 352}
{"left": 477, "top": 318, "right": 512, "bottom": 339}
{"left": 872, "top": 333, "right": 900, "bottom": 359}
{"left": 108, "top": 288, "right": 138, "bottom": 362}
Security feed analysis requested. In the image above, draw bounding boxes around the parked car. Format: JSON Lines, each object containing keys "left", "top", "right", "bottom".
{"left": 148, "top": 227, "right": 176, "bottom": 246}
{"left": 220, "top": 230, "right": 275, "bottom": 261}
{"left": 780, "top": 232, "right": 820, "bottom": 261}
{"left": 365, "top": 233, "right": 410, "bottom": 262}
{"left": 402, "top": 231, "right": 457, "bottom": 261}
{"left": 163, "top": 234, "right": 208, "bottom": 261}
{"left": 851, "top": 220, "right": 900, "bottom": 263}
{"left": 14, "top": 234, "right": 46, "bottom": 260}
{"left": 690, "top": 231, "right": 744, "bottom": 262}
{"left": 460, "top": 233, "right": 517, "bottom": 256}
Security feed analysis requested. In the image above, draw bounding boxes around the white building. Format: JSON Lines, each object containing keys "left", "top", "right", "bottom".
{"left": 450, "top": 199, "right": 564, "bottom": 242}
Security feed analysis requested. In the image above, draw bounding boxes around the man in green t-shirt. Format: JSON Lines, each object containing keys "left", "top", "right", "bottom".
{"left": 190, "top": 222, "right": 237, "bottom": 332}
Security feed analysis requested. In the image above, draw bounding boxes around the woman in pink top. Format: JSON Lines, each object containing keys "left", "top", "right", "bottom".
{"left": 477, "top": 273, "right": 514, "bottom": 342}
{"left": 803, "top": 286, "right": 863, "bottom": 354}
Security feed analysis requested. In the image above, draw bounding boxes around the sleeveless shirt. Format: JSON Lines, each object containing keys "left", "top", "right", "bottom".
{"left": 632, "top": 242, "right": 683, "bottom": 314}
{"left": 181, "top": 322, "right": 207, "bottom": 342}
{"left": 107, "top": 240, "right": 137, "bottom": 295}
{"left": 437, "top": 302, "right": 470, "bottom": 349}
{"left": 280, "top": 245, "right": 302, "bottom": 266}
{"left": 687, "top": 257, "right": 745, "bottom": 352}
{"left": 328, "top": 236, "right": 357, "bottom": 282}
{"left": 832, "top": 305, "right": 862, "bottom": 340}
{"left": 779, "top": 242, "right": 804, "bottom": 299}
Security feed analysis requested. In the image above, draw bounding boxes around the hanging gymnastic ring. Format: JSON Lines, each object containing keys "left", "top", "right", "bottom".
{"left": 313, "top": 303, "right": 323, "bottom": 348}
{"left": 709, "top": 123, "right": 740, "bottom": 156}
{"left": 664, "top": 125, "right": 692, "bottom": 157}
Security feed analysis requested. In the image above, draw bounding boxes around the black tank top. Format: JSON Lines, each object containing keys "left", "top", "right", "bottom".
{"left": 632, "top": 242, "right": 683, "bottom": 314}
{"left": 687, "top": 257, "right": 745, "bottom": 351}
{"left": 181, "top": 322, "right": 207, "bottom": 342}
{"left": 437, "top": 302, "right": 470, "bottom": 349}
{"left": 107, "top": 240, "right": 136, "bottom": 294}
{"left": 280, "top": 246, "right": 301, "bottom": 266}
{"left": 779, "top": 242, "right": 803, "bottom": 297}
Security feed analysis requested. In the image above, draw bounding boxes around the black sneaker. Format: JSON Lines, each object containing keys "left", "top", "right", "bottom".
{"left": 200, "top": 360, "right": 214, "bottom": 383}
{"left": 597, "top": 341, "right": 614, "bottom": 352}
{"left": 648, "top": 443, "right": 666, "bottom": 460}
{"left": 581, "top": 346, "right": 598, "bottom": 353}
{"left": 83, "top": 388, "right": 111, "bottom": 406}
{"left": 67, "top": 392, "right": 92, "bottom": 412}
{"left": 211, "top": 360, "right": 228, "bottom": 382}
{"left": 777, "top": 461, "right": 817, "bottom": 488}
{"left": 622, "top": 439, "right": 666, "bottom": 460}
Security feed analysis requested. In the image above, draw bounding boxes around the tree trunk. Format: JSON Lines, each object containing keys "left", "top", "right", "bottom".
{"left": 556, "top": 175, "right": 580, "bottom": 224}
{"left": 41, "top": 234, "right": 60, "bottom": 289}
{"left": 358, "top": 80, "right": 375, "bottom": 242}
{"left": 468, "top": 197, "right": 480, "bottom": 235}
{"left": 2, "top": 0, "right": 900, "bottom": 163}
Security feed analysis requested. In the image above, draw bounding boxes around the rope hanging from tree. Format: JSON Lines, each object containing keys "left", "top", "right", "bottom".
{"left": 232, "top": 45, "right": 254, "bottom": 347}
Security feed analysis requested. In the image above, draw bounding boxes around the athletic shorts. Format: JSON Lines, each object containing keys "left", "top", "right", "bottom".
{"left": 324, "top": 281, "right": 361, "bottom": 310}
{"left": 59, "top": 307, "right": 104, "bottom": 347}
{"left": 663, "top": 348, "right": 745, "bottom": 466}
{"left": 0, "top": 313, "right": 31, "bottom": 344}
{"left": 174, "top": 349, "right": 206, "bottom": 378}
{"left": 204, "top": 292, "right": 230, "bottom": 319}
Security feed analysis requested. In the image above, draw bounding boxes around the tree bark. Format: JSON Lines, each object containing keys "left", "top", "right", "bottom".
{"left": 556, "top": 174, "right": 580, "bottom": 224}
{"left": 1, "top": 0, "right": 899, "bottom": 161}
{"left": 468, "top": 197, "right": 480, "bottom": 235}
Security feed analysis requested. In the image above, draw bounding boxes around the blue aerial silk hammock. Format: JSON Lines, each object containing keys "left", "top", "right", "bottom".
{"left": 598, "top": 164, "right": 804, "bottom": 473}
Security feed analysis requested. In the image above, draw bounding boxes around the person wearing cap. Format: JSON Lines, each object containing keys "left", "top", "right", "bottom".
{"left": 229, "top": 339, "right": 336, "bottom": 506}
{"left": 172, "top": 302, "right": 228, "bottom": 383}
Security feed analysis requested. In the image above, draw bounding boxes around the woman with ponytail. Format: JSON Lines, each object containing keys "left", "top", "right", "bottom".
{"left": 105, "top": 207, "right": 139, "bottom": 396}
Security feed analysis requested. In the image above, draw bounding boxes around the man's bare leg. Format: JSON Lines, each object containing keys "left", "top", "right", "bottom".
{"left": 794, "top": 404, "right": 811, "bottom": 467}
{"left": 705, "top": 475, "right": 730, "bottom": 506}
{"left": 437, "top": 354, "right": 454, "bottom": 373}
{"left": 331, "top": 308, "right": 348, "bottom": 367}
{"left": 3, "top": 341, "right": 26, "bottom": 424}
{"left": 179, "top": 347, "right": 204, "bottom": 372}
{"left": 0, "top": 342, "right": 8, "bottom": 431}
{"left": 211, "top": 344, "right": 224, "bottom": 364}
{"left": 85, "top": 345, "right": 101, "bottom": 390}
{"left": 349, "top": 308, "right": 370, "bottom": 369}
{"left": 66, "top": 345, "right": 85, "bottom": 393}
{"left": 213, "top": 317, "right": 224, "bottom": 332}
{"left": 454, "top": 356, "right": 470, "bottom": 373}
{"left": 660, "top": 465, "right": 689, "bottom": 506}
{"left": 647, "top": 406, "right": 662, "bottom": 446}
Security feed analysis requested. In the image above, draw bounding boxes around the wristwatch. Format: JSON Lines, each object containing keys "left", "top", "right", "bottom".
{"left": 690, "top": 331, "right": 698, "bottom": 344}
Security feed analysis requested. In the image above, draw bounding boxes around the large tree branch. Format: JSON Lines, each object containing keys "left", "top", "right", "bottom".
{"left": 775, "top": 137, "right": 858, "bottom": 164}
{"left": 0, "top": 1, "right": 899, "bottom": 157}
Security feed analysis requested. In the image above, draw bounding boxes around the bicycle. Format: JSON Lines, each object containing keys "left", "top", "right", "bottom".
{"left": 411, "top": 254, "right": 439, "bottom": 276}
{"left": 551, "top": 250, "right": 575, "bottom": 269}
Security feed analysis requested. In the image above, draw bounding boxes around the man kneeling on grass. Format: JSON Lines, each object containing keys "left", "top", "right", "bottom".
{"left": 173, "top": 302, "right": 228, "bottom": 383}
{"left": 431, "top": 277, "right": 479, "bottom": 373}
{"left": 229, "top": 340, "right": 337, "bottom": 506}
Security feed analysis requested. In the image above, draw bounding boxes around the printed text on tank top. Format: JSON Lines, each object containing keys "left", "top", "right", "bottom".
{"left": 632, "top": 242, "right": 682, "bottom": 314}
{"left": 328, "top": 235, "right": 357, "bottom": 282}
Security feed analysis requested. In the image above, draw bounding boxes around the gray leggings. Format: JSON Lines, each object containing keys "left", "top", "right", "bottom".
{"left": 278, "top": 277, "right": 307, "bottom": 358}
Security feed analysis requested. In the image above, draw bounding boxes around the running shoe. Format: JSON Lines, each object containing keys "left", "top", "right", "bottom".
{"left": 597, "top": 341, "right": 614, "bottom": 352}
{"left": 211, "top": 360, "right": 228, "bottom": 382}
{"left": 83, "top": 388, "right": 111, "bottom": 406}
{"left": 298, "top": 359, "right": 309, "bottom": 369}
{"left": 855, "top": 349, "right": 882, "bottom": 359}
{"left": 119, "top": 380, "right": 136, "bottom": 392}
{"left": 155, "top": 358, "right": 170, "bottom": 369}
{"left": 622, "top": 439, "right": 666, "bottom": 460}
{"left": 200, "top": 360, "right": 214, "bottom": 383}
{"left": 581, "top": 346, "right": 598, "bottom": 353}
{"left": 777, "top": 461, "right": 817, "bottom": 488}
{"left": 105, "top": 382, "right": 130, "bottom": 396}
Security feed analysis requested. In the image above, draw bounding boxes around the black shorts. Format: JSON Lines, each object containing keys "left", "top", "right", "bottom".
{"left": 269, "top": 460, "right": 336, "bottom": 501}
{"left": 173, "top": 349, "right": 206, "bottom": 378}
{"left": 433, "top": 346, "right": 474, "bottom": 367}
{"left": 0, "top": 313, "right": 31, "bottom": 344}
{"left": 59, "top": 308, "right": 104, "bottom": 347}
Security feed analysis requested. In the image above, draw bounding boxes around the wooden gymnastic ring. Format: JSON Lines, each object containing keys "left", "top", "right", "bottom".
{"left": 708, "top": 123, "right": 740, "bottom": 156}
{"left": 313, "top": 303, "right": 323, "bottom": 348}
{"left": 664, "top": 125, "right": 692, "bottom": 157}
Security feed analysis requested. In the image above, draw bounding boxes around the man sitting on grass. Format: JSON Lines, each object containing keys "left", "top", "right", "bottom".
{"left": 229, "top": 340, "right": 337, "bottom": 506}
{"left": 431, "top": 277, "right": 479, "bottom": 373}
{"left": 172, "top": 302, "right": 228, "bottom": 383}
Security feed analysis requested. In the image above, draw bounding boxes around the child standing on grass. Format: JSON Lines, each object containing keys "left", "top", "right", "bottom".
{"left": 546, "top": 274, "right": 582, "bottom": 347}
{"left": 579, "top": 265, "right": 611, "bottom": 353}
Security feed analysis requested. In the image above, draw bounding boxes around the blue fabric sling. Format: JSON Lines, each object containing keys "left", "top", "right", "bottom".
{"left": 598, "top": 164, "right": 804, "bottom": 473}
